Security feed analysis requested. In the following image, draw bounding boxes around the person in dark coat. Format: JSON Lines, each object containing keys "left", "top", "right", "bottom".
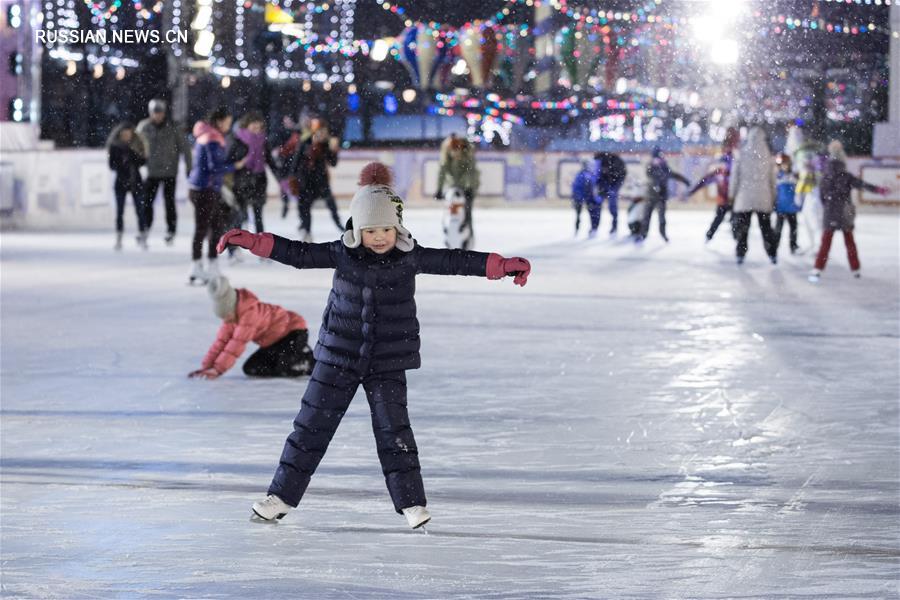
{"left": 571, "top": 161, "right": 596, "bottom": 236}
{"left": 809, "top": 141, "right": 888, "bottom": 281}
{"left": 289, "top": 118, "right": 342, "bottom": 241}
{"left": 106, "top": 122, "right": 147, "bottom": 250}
{"left": 637, "top": 147, "right": 690, "bottom": 243}
{"left": 226, "top": 111, "right": 278, "bottom": 234}
{"left": 593, "top": 151, "right": 627, "bottom": 234}
{"left": 218, "top": 162, "right": 532, "bottom": 530}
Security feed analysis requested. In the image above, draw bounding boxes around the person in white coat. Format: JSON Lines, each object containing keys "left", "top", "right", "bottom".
{"left": 729, "top": 127, "right": 778, "bottom": 264}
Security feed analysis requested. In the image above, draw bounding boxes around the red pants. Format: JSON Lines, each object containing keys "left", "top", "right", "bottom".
{"left": 814, "top": 229, "right": 860, "bottom": 271}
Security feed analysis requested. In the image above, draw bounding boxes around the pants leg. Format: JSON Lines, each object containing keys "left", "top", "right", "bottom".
{"left": 734, "top": 212, "right": 751, "bottom": 258}
{"left": 587, "top": 202, "right": 601, "bottom": 231}
{"left": 814, "top": 229, "right": 835, "bottom": 270}
{"left": 207, "top": 197, "right": 226, "bottom": 260}
{"left": 268, "top": 363, "right": 360, "bottom": 506}
{"left": 323, "top": 192, "right": 343, "bottom": 230}
{"left": 607, "top": 189, "right": 619, "bottom": 231}
{"left": 774, "top": 213, "right": 785, "bottom": 249}
{"left": 363, "top": 371, "right": 426, "bottom": 513}
{"left": 463, "top": 189, "right": 474, "bottom": 236}
{"left": 843, "top": 230, "right": 860, "bottom": 271}
{"left": 243, "top": 330, "right": 313, "bottom": 377}
{"left": 298, "top": 196, "right": 312, "bottom": 233}
{"left": 657, "top": 200, "right": 667, "bottom": 239}
{"left": 640, "top": 198, "right": 658, "bottom": 238}
{"left": 706, "top": 205, "right": 728, "bottom": 240}
{"left": 131, "top": 180, "right": 147, "bottom": 232}
{"left": 143, "top": 177, "right": 162, "bottom": 230}
{"left": 189, "top": 189, "right": 214, "bottom": 261}
{"left": 757, "top": 211, "right": 777, "bottom": 258}
{"left": 787, "top": 214, "right": 798, "bottom": 251}
{"left": 162, "top": 177, "right": 177, "bottom": 234}
{"left": 573, "top": 200, "right": 583, "bottom": 232}
{"left": 114, "top": 181, "right": 127, "bottom": 232}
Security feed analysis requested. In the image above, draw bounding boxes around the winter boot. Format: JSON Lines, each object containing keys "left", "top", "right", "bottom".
{"left": 808, "top": 269, "right": 821, "bottom": 283}
{"left": 114, "top": 231, "right": 123, "bottom": 251}
{"left": 188, "top": 260, "right": 208, "bottom": 286}
{"left": 252, "top": 494, "right": 292, "bottom": 521}
{"left": 402, "top": 505, "right": 431, "bottom": 529}
{"left": 207, "top": 258, "right": 221, "bottom": 278}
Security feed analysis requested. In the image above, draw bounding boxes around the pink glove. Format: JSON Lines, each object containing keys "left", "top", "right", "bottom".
{"left": 216, "top": 229, "right": 274, "bottom": 258}
{"left": 877, "top": 186, "right": 891, "bottom": 196}
{"left": 486, "top": 253, "right": 531, "bottom": 287}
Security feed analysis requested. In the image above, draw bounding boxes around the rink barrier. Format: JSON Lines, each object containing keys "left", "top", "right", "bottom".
{"left": 0, "top": 147, "right": 897, "bottom": 230}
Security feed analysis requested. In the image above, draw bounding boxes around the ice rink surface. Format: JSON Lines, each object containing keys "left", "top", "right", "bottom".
{"left": 2, "top": 207, "right": 898, "bottom": 599}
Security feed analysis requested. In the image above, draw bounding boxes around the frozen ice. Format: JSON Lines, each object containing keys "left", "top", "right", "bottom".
{"left": 1, "top": 207, "right": 898, "bottom": 598}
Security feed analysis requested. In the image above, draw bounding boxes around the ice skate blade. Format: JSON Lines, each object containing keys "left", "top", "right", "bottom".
{"left": 411, "top": 517, "right": 430, "bottom": 530}
{"left": 250, "top": 509, "right": 286, "bottom": 523}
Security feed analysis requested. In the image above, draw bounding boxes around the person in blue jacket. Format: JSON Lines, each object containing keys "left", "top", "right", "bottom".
{"left": 218, "top": 163, "right": 532, "bottom": 530}
{"left": 571, "top": 161, "right": 596, "bottom": 236}
{"left": 773, "top": 153, "right": 800, "bottom": 254}
{"left": 186, "top": 106, "right": 245, "bottom": 285}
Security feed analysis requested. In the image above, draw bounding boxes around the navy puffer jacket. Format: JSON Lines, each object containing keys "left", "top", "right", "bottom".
{"left": 269, "top": 236, "right": 489, "bottom": 374}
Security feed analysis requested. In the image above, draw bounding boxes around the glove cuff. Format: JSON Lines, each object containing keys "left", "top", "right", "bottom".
{"left": 485, "top": 253, "right": 505, "bottom": 280}
{"left": 251, "top": 232, "right": 275, "bottom": 258}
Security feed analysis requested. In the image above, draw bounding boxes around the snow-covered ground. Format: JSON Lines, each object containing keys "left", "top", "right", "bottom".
{"left": 2, "top": 207, "right": 898, "bottom": 599}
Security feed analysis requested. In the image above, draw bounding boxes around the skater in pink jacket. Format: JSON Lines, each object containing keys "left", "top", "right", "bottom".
{"left": 189, "top": 276, "right": 314, "bottom": 379}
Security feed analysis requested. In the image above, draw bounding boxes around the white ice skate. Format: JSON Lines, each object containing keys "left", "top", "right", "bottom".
{"left": 251, "top": 494, "right": 292, "bottom": 521}
{"left": 852, "top": 269, "right": 861, "bottom": 279}
{"left": 188, "top": 260, "right": 209, "bottom": 286}
{"left": 114, "top": 232, "right": 123, "bottom": 251}
{"left": 136, "top": 231, "right": 149, "bottom": 250}
{"left": 164, "top": 232, "right": 175, "bottom": 246}
{"left": 808, "top": 269, "right": 821, "bottom": 283}
{"left": 207, "top": 258, "right": 221, "bottom": 278}
{"left": 402, "top": 505, "right": 431, "bottom": 529}
{"left": 299, "top": 228, "right": 313, "bottom": 243}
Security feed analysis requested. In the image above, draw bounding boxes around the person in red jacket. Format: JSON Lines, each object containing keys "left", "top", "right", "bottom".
{"left": 189, "top": 276, "right": 314, "bottom": 379}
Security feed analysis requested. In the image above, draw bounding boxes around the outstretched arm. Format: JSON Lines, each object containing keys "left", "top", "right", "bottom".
{"left": 415, "top": 246, "right": 531, "bottom": 286}
{"left": 670, "top": 170, "right": 690, "bottom": 187}
{"left": 269, "top": 236, "right": 340, "bottom": 270}
{"left": 688, "top": 168, "right": 722, "bottom": 196}
{"left": 847, "top": 173, "right": 887, "bottom": 194}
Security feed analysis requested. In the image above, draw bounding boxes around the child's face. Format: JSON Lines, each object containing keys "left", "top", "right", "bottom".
{"left": 361, "top": 227, "right": 397, "bottom": 254}
{"left": 247, "top": 121, "right": 264, "bottom": 134}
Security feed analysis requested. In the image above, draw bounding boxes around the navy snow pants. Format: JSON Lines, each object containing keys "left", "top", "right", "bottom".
{"left": 268, "top": 362, "right": 426, "bottom": 513}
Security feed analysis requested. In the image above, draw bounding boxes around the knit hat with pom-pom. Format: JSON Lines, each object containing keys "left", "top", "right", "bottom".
{"left": 341, "top": 183, "right": 414, "bottom": 252}
{"left": 358, "top": 161, "right": 393, "bottom": 186}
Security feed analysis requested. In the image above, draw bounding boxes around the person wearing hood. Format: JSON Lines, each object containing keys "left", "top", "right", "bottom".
{"left": 187, "top": 106, "right": 246, "bottom": 285}
{"left": 637, "top": 146, "right": 690, "bottom": 243}
{"left": 106, "top": 122, "right": 147, "bottom": 250}
{"left": 728, "top": 127, "right": 778, "bottom": 264}
{"left": 188, "top": 276, "right": 314, "bottom": 379}
{"left": 688, "top": 127, "right": 740, "bottom": 242}
{"left": 226, "top": 111, "right": 278, "bottom": 235}
{"left": 136, "top": 99, "right": 192, "bottom": 245}
{"left": 436, "top": 134, "right": 481, "bottom": 237}
{"left": 571, "top": 160, "right": 597, "bottom": 236}
{"left": 809, "top": 140, "right": 889, "bottom": 282}
{"left": 217, "top": 162, "right": 531, "bottom": 530}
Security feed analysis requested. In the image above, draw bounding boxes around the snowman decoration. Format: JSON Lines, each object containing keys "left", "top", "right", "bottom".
{"left": 442, "top": 187, "right": 473, "bottom": 250}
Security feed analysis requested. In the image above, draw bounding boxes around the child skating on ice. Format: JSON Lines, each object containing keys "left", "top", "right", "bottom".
{"left": 189, "top": 276, "right": 315, "bottom": 379}
{"left": 216, "top": 162, "right": 531, "bottom": 528}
